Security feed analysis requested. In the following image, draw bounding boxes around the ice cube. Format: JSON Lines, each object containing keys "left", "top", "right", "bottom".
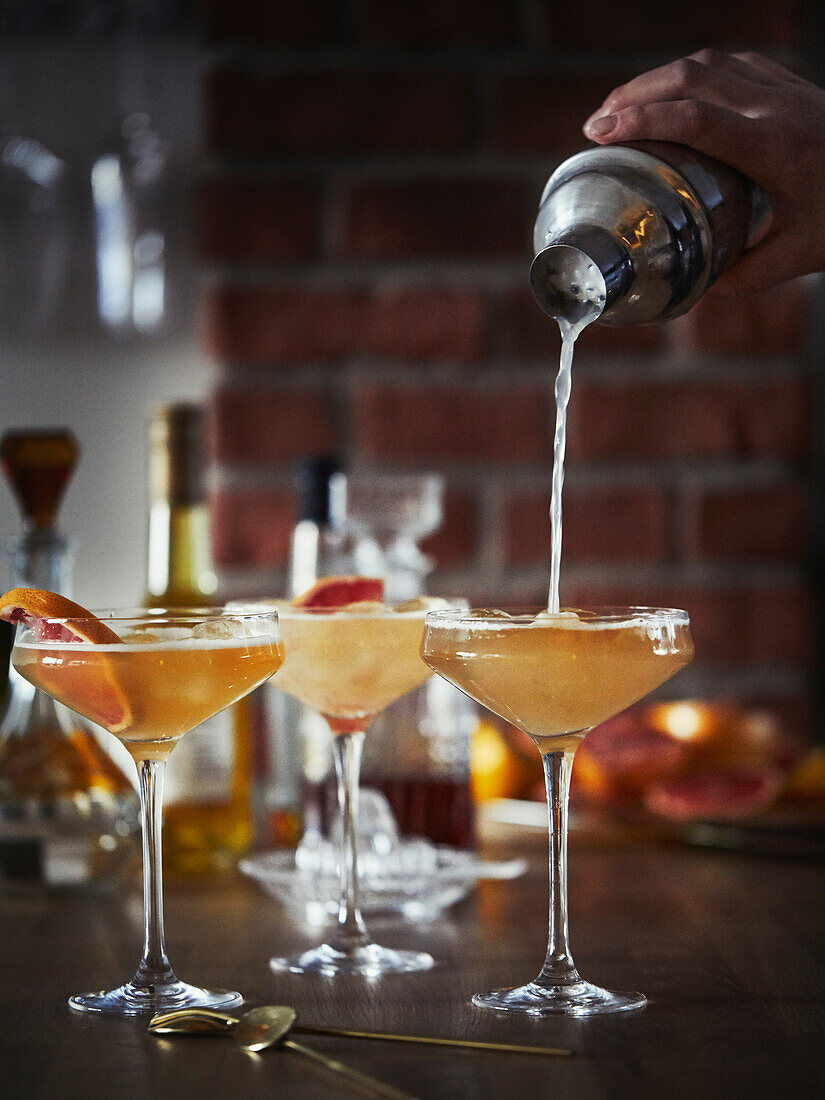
{"left": 534, "top": 610, "right": 582, "bottom": 626}
{"left": 192, "top": 619, "right": 242, "bottom": 640}
{"left": 121, "top": 629, "right": 163, "bottom": 644}
{"left": 394, "top": 596, "right": 452, "bottom": 613}
{"left": 339, "top": 600, "right": 388, "bottom": 615}
{"left": 469, "top": 608, "right": 512, "bottom": 619}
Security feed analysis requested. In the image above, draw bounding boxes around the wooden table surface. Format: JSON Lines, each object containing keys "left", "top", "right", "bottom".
{"left": 2, "top": 831, "right": 824, "bottom": 1099}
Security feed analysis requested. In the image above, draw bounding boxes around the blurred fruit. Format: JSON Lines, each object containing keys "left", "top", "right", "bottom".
{"left": 647, "top": 701, "right": 802, "bottom": 773}
{"left": 572, "top": 712, "right": 687, "bottom": 802}
{"left": 470, "top": 719, "right": 539, "bottom": 802}
{"left": 645, "top": 766, "right": 784, "bottom": 822}
{"left": 778, "top": 746, "right": 825, "bottom": 805}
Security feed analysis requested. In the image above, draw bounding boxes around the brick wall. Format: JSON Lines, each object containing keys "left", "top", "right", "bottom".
{"left": 200, "top": 0, "right": 822, "bottom": 730}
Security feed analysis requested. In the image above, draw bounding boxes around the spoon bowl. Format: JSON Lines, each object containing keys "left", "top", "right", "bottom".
{"left": 232, "top": 1006, "right": 297, "bottom": 1053}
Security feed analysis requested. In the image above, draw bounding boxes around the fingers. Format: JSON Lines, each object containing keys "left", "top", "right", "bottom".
{"left": 595, "top": 52, "right": 775, "bottom": 119}
{"left": 584, "top": 99, "right": 764, "bottom": 178}
{"left": 594, "top": 64, "right": 767, "bottom": 123}
{"left": 709, "top": 231, "right": 799, "bottom": 295}
{"left": 688, "top": 49, "right": 778, "bottom": 86}
{"left": 731, "top": 51, "right": 812, "bottom": 87}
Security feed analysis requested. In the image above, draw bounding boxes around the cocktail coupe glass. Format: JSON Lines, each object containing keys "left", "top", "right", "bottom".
{"left": 423, "top": 606, "right": 694, "bottom": 1016}
{"left": 269, "top": 603, "right": 438, "bottom": 977}
{"left": 12, "top": 606, "right": 283, "bottom": 1016}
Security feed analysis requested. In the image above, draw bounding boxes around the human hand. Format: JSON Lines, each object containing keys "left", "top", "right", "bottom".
{"left": 582, "top": 50, "right": 825, "bottom": 294}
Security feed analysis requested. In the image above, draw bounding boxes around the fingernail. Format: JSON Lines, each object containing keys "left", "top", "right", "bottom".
{"left": 585, "top": 114, "right": 616, "bottom": 137}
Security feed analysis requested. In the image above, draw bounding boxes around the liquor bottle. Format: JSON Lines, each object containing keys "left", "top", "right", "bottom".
{"left": 261, "top": 457, "right": 344, "bottom": 845}
{"left": 0, "top": 430, "right": 139, "bottom": 889}
{"left": 145, "top": 404, "right": 253, "bottom": 875}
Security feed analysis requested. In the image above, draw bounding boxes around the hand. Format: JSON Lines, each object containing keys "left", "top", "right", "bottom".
{"left": 582, "top": 50, "right": 825, "bottom": 294}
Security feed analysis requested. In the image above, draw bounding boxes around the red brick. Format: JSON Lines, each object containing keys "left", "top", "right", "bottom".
{"left": 206, "top": 285, "right": 486, "bottom": 365}
{"left": 212, "top": 388, "right": 337, "bottom": 465}
{"left": 354, "top": 383, "right": 552, "bottom": 464}
{"left": 204, "top": 69, "right": 473, "bottom": 157}
{"left": 676, "top": 281, "right": 810, "bottom": 357}
{"left": 499, "top": 287, "right": 664, "bottom": 359}
{"left": 206, "top": 287, "right": 362, "bottom": 365}
{"left": 492, "top": 72, "right": 629, "bottom": 154}
{"left": 195, "top": 178, "right": 318, "bottom": 264}
{"left": 202, "top": 0, "right": 333, "bottom": 44}
{"left": 686, "top": 484, "right": 808, "bottom": 561}
{"left": 211, "top": 488, "right": 294, "bottom": 568}
{"left": 535, "top": 0, "right": 802, "bottom": 51}
{"left": 337, "top": 177, "right": 533, "bottom": 260}
{"left": 568, "top": 378, "right": 811, "bottom": 463}
{"left": 364, "top": 287, "right": 486, "bottom": 362}
{"left": 354, "top": 0, "right": 520, "bottom": 45}
{"left": 564, "top": 581, "right": 813, "bottom": 669}
{"left": 505, "top": 487, "right": 671, "bottom": 566}
{"left": 421, "top": 490, "right": 478, "bottom": 567}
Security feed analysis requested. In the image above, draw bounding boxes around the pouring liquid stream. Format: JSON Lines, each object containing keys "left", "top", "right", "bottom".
{"left": 547, "top": 306, "right": 601, "bottom": 613}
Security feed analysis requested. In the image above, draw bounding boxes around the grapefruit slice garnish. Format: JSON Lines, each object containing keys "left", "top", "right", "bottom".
{"left": 0, "top": 587, "right": 123, "bottom": 644}
{"left": 0, "top": 587, "right": 131, "bottom": 733}
{"left": 293, "top": 576, "right": 384, "bottom": 609}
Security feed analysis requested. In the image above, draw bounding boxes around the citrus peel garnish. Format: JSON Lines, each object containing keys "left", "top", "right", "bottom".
{"left": 0, "top": 587, "right": 131, "bottom": 733}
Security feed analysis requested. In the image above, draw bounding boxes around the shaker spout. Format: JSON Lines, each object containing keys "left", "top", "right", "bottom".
{"left": 530, "top": 228, "right": 630, "bottom": 327}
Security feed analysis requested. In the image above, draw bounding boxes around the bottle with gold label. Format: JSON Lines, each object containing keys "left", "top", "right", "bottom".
{"left": 145, "top": 403, "right": 253, "bottom": 875}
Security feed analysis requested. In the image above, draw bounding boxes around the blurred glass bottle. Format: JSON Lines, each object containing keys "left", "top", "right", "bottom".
{"left": 145, "top": 403, "right": 253, "bottom": 875}
{"left": 91, "top": 112, "right": 168, "bottom": 336}
{"left": 0, "top": 430, "right": 139, "bottom": 889}
{"left": 328, "top": 472, "right": 477, "bottom": 848}
{"left": 259, "top": 457, "right": 345, "bottom": 847}
{"left": 0, "top": 135, "right": 70, "bottom": 337}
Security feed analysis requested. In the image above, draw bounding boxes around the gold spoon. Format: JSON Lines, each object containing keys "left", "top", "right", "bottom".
{"left": 149, "top": 1005, "right": 571, "bottom": 1058}
{"left": 150, "top": 1005, "right": 415, "bottom": 1100}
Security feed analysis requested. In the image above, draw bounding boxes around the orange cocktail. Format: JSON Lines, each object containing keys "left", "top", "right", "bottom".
{"left": 424, "top": 606, "right": 693, "bottom": 1016}
{"left": 424, "top": 609, "right": 693, "bottom": 752}
{"left": 5, "top": 592, "right": 282, "bottom": 1017}
{"left": 266, "top": 586, "right": 449, "bottom": 977}
{"left": 15, "top": 632, "right": 283, "bottom": 761}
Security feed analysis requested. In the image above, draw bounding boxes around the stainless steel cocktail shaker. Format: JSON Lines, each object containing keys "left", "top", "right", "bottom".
{"left": 531, "top": 141, "right": 771, "bottom": 327}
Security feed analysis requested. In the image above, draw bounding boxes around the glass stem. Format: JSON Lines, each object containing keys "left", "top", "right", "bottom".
{"left": 536, "top": 748, "right": 580, "bottom": 989}
{"left": 330, "top": 729, "right": 369, "bottom": 954}
{"left": 132, "top": 759, "right": 176, "bottom": 990}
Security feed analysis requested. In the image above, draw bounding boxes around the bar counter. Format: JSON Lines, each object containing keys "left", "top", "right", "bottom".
{"left": 3, "top": 830, "right": 823, "bottom": 1098}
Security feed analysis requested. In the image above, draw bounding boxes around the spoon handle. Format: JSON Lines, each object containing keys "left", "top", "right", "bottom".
{"left": 149, "top": 1009, "right": 237, "bottom": 1033}
{"left": 283, "top": 1038, "right": 417, "bottom": 1100}
{"left": 294, "top": 1024, "right": 570, "bottom": 1058}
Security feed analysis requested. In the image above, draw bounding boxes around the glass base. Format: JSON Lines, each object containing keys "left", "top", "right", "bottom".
{"left": 472, "top": 980, "right": 646, "bottom": 1017}
{"left": 270, "top": 941, "right": 434, "bottom": 978}
{"left": 68, "top": 980, "right": 243, "bottom": 1017}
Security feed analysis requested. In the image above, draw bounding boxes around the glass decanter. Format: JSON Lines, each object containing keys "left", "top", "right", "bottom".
{"left": 0, "top": 431, "right": 139, "bottom": 889}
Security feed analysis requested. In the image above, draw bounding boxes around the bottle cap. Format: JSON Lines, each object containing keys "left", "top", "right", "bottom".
{"left": 148, "top": 403, "right": 206, "bottom": 506}
{"left": 1, "top": 429, "right": 79, "bottom": 530}
{"left": 295, "top": 456, "right": 341, "bottom": 524}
